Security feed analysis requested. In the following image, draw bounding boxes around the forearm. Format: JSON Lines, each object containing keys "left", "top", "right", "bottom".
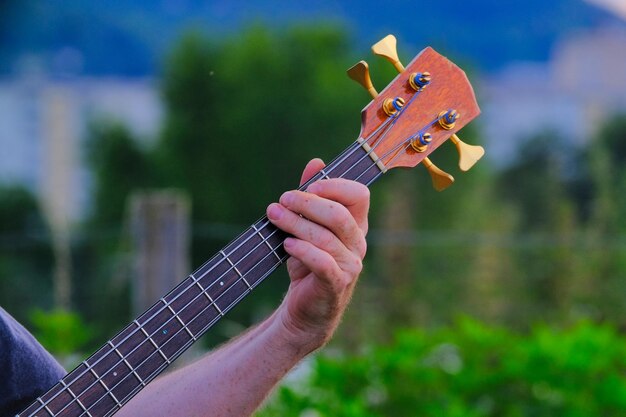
{"left": 115, "top": 309, "right": 307, "bottom": 417}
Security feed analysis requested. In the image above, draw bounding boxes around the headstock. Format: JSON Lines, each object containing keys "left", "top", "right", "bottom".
{"left": 347, "top": 35, "right": 483, "bottom": 191}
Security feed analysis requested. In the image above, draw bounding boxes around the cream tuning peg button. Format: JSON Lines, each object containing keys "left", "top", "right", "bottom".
{"left": 423, "top": 157, "right": 454, "bottom": 191}
{"left": 347, "top": 61, "right": 378, "bottom": 99}
{"left": 371, "top": 34, "right": 405, "bottom": 73}
{"left": 450, "top": 134, "right": 485, "bottom": 171}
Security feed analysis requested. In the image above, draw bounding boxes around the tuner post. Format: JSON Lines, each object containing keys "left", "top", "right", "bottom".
{"left": 383, "top": 97, "right": 405, "bottom": 117}
{"left": 410, "top": 132, "right": 432, "bottom": 153}
{"left": 409, "top": 72, "right": 431, "bottom": 91}
{"left": 438, "top": 109, "right": 460, "bottom": 130}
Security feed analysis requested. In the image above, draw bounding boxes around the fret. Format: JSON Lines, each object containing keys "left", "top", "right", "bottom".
{"left": 161, "top": 298, "right": 196, "bottom": 341}
{"left": 43, "top": 380, "right": 84, "bottom": 416}
{"left": 63, "top": 363, "right": 106, "bottom": 412}
{"left": 91, "top": 368, "right": 123, "bottom": 409}
{"left": 21, "top": 401, "right": 54, "bottom": 417}
{"left": 60, "top": 379, "right": 93, "bottom": 417}
{"left": 196, "top": 258, "right": 240, "bottom": 301}
{"left": 251, "top": 223, "right": 282, "bottom": 262}
{"left": 112, "top": 324, "right": 146, "bottom": 358}
{"left": 101, "top": 344, "right": 144, "bottom": 405}
{"left": 191, "top": 274, "right": 224, "bottom": 316}
{"left": 319, "top": 168, "right": 331, "bottom": 179}
{"left": 165, "top": 276, "right": 197, "bottom": 311}
{"left": 20, "top": 401, "right": 53, "bottom": 417}
{"left": 36, "top": 398, "right": 53, "bottom": 417}
{"left": 189, "top": 273, "right": 225, "bottom": 319}
{"left": 213, "top": 278, "right": 251, "bottom": 312}
{"left": 161, "top": 327, "right": 193, "bottom": 359}
{"left": 220, "top": 250, "right": 252, "bottom": 290}
{"left": 191, "top": 254, "right": 222, "bottom": 282}
{"left": 207, "top": 293, "right": 225, "bottom": 317}
{"left": 136, "top": 323, "right": 171, "bottom": 364}
{"left": 118, "top": 352, "right": 147, "bottom": 388}
{"left": 222, "top": 229, "right": 267, "bottom": 275}
{"left": 135, "top": 350, "right": 168, "bottom": 383}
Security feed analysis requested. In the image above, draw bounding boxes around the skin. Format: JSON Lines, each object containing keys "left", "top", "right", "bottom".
{"left": 116, "top": 158, "right": 370, "bottom": 417}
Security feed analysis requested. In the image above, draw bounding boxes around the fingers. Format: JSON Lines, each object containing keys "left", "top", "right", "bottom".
{"left": 267, "top": 191, "right": 366, "bottom": 261}
{"left": 283, "top": 237, "right": 346, "bottom": 288}
{"left": 306, "top": 178, "right": 370, "bottom": 235}
{"left": 300, "top": 158, "right": 326, "bottom": 186}
{"left": 297, "top": 159, "right": 370, "bottom": 235}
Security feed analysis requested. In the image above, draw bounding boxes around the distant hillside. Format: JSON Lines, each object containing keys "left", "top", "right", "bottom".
{"left": 0, "top": 0, "right": 621, "bottom": 77}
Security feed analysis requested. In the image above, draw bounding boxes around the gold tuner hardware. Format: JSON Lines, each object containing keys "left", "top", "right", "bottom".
{"left": 438, "top": 109, "right": 460, "bottom": 130}
{"left": 371, "top": 34, "right": 405, "bottom": 73}
{"left": 450, "top": 134, "right": 485, "bottom": 172}
{"left": 410, "top": 132, "right": 432, "bottom": 153}
{"left": 409, "top": 72, "right": 431, "bottom": 91}
{"left": 347, "top": 61, "right": 378, "bottom": 99}
{"left": 423, "top": 157, "right": 454, "bottom": 191}
{"left": 383, "top": 97, "right": 405, "bottom": 117}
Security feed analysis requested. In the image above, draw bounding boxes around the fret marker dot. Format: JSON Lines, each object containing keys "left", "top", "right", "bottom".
{"left": 163, "top": 329, "right": 168, "bottom": 334}
{"left": 220, "top": 281, "right": 224, "bottom": 286}
{"left": 113, "top": 372, "right": 118, "bottom": 377}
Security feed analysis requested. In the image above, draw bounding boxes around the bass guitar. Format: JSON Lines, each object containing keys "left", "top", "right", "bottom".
{"left": 18, "top": 34, "right": 483, "bottom": 417}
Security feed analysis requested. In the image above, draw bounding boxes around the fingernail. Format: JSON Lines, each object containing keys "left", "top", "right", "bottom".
{"left": 283, "top": 237, "right": 295, "bottom": 249}
{"left": 267, "top": 203, "right": 284, "bottom": 221}
{"left": 307, "top": 182, "right": 321, "bottom": 193}
{"left": 280, "top": 191, "right": 294, "bottom": 206}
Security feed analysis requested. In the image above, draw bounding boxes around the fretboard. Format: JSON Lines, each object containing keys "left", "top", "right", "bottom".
{"left": 18, "top": 140, "right": 384, "bottom": 417}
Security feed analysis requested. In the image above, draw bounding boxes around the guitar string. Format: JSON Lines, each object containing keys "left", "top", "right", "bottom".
{"left": 69, "top": 130, "right": 424, "bottom": 417}
{"left": 73, "top": 109, "right": 440, "bottom": 417}
{"left": 28, "top": 89, "right": 428, "bottom": 417}
{"left": 26, "top": 85, "right": 428, "bottom": 417}
{"left": 71, "top": 124, "right": 410, "bottom": 416}
{"left": 27, "top": 134, "right": 389, "bottom": 417}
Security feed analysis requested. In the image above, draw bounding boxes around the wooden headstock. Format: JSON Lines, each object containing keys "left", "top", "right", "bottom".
{"left": 347, "top": 35, "right": 483, "bottom": 191}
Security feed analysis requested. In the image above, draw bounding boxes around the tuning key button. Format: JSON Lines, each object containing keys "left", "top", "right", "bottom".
{"left": 347, "top": 61, "right": 379, "bottom": 99}
{"left": 423, "top": 157, "right": 454, "bottom": 191}
{"left": 371, "top": 34, "right": 405, "bottom": 73}
{"left": 450, "top": 134, "right": 485, "bottom": 171}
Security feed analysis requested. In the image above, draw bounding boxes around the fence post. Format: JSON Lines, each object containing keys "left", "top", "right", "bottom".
{"left": 129, "top": 190, "right": 190, "bottom": 316}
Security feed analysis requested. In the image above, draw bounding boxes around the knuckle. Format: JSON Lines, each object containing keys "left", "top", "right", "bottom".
{"left": 357, "top": 184, "right": 371, "bottom": 201}
{"left": 317, "top": 230, "right": 335, "bottom": 249}
{"left": 357, "top": 237, "right": 367, "bottom": 259}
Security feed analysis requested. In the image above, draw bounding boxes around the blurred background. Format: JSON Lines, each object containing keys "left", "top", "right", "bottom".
{"left": 2, "top": 0, "right": 626, "bottom": 415}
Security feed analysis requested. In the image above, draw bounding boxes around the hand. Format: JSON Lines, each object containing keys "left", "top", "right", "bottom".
{"left": 266, "top": 158, "right": 370, "bottom": 353}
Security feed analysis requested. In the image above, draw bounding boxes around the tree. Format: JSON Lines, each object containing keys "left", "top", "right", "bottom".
{"left": 0, "top": 184, "right": 54, "bottom": 323}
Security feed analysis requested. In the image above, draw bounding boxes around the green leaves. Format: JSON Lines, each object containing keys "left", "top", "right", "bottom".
{"left": 260, "top": 319, "right": 626, "bottom": 416}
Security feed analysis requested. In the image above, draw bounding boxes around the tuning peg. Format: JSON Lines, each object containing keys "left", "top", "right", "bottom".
{"left": 372, "top": 34, "right": 405, "bottom": 73}
{"left": 423, "top": 158, "right": 454, "bottom": 191}
{"left": 347, "top": 61, "right": 378, "bottom": 99}
{"left": 450, "top": 134, "right": 485, "bottom": 171}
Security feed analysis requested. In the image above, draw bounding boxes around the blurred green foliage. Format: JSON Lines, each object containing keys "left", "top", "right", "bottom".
{"left": 260, "top": 318, "right": 626, "bottom": 416}
{"left": 0, "top": 184, "right": 54, "bottom": 324}
{"left": 29, "top": 308, "right": 93, "bottom": 356}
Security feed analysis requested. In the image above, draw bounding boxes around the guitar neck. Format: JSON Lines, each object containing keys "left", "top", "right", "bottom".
{"left": 19, "top": 140, "right": 383, "bottom": 417}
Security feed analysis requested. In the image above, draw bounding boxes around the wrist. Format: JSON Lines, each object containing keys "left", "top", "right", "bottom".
{"left": 267, "top": 304, "right": 332, "bottom": 357}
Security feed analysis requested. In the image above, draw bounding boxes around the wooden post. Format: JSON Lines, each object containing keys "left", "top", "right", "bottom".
{"left": 129, "top": 190, "right": 190, "bottom": 316}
